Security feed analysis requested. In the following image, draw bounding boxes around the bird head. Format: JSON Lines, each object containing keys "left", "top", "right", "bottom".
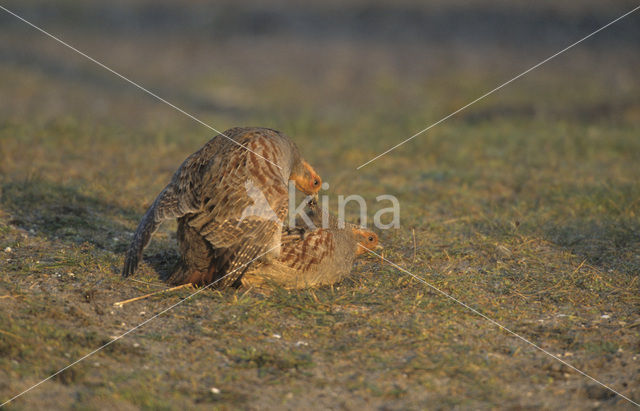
{"left": 352, "top": 228, "right": 380, "bottom": 255}
{"left": 290, "top": 160, "right": 322, "bottom": 195}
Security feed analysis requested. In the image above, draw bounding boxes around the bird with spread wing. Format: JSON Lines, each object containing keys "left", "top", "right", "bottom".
{"left": 122, "top": 127, "right": 322, "bottom": 288}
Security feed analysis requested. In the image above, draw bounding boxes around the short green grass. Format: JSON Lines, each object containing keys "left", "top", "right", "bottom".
{"left": 1, "top": 1, "right": 640, "bottom": 409}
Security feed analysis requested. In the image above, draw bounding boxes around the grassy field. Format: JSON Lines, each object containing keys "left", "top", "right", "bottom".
{"left": 1, "top": 1, "right": 640, "bottom": 409}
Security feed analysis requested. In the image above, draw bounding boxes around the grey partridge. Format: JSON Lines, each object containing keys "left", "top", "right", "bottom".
{"left": 165, "top": 200, "right": 380, "bottom": 289}
{"left": 122, "top": 127, "right": 322, "bottom": 288}
{"left": 241, "top": 204, "right": 379, "bottom": 289}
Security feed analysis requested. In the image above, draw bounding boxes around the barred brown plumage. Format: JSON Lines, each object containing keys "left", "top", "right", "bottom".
{"left": 241, "top": 204, "right": 380, "bottom": 289}
{"left": 122, "top": 127, "right": 322, "bottom": 288}
{"left": 165, "top": 199, "right": 380, "bottom": 289}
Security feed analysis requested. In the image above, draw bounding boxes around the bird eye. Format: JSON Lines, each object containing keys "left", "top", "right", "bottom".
{"left": 313, "top": 179, "right": 319, "bottom": 186}
{"left": 368, "top": 236, "right": 374, "bottom": 242}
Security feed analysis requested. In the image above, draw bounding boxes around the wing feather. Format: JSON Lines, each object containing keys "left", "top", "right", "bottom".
{"left": 122, "top": 142, "right": 215, "bottom": 277}
{"left": 122, "top": 127, "right": 296, "bottom": 281}
{"left": 183, "top": 133, "right": 292, "bottom": 287}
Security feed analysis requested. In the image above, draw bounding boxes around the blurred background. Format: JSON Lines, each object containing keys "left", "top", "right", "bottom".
{"left": 2, "top": 2, "right": 638, "bottom": 144}
{"left": 2, "top": 0, "right": 638, "bottom": 215}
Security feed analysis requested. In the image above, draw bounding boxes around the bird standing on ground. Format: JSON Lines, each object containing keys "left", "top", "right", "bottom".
{"left": 122, "top": 127, "right": 322, "bottom": 288}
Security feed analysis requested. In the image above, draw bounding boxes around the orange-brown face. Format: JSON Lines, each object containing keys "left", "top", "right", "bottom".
{"left": 353, "top": 228, "right": 379, "bottom": 255}
{"left": 291, "top": 160, "right": 322, "bottom": 195}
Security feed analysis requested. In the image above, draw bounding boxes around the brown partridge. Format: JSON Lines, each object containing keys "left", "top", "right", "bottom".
{"left": 165, "top": 199, "right": 380, "bottom": 289}
{"left": 122, "top": 127, "right": 322, "bottom": 288}
{"left": 241, "top": 222, "right": 379, "bottom": 290}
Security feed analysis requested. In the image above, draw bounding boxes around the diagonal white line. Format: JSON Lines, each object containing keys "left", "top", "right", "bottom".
{"left": 356, "top": 4, "right": 640, "bottom": 170}
{"left": 0, "top": 4, "right": 282, "bottom": 170}
{"left": 0, "top": 245, "right": 278, "bottom": 408}
{"left": 363, "top": 247, "right": 640, "bottom": 407}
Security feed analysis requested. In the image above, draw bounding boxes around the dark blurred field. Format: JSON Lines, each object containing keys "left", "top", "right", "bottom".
{"left": 1, "top": 1, "right": 639, "bottom": 409}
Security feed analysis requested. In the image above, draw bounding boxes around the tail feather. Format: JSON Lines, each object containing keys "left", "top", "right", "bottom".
{"left": 122, "top": 204, "right": 162, "bottom": 277}
{"left": 121, "top": 151, "right": 204, "bottom": 278}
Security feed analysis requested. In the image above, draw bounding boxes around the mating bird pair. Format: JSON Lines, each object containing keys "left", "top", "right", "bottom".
{"left": 121, "top": 127, "right": 379, "bottom": 290}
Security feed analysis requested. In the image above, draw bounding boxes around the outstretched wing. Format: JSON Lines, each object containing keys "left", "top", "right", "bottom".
{"left": 122, "top": 128, "right": 257, "bottom": 277}
{"left": 123, "top": 127, "right": 295, "bottom": 282}
{"left": 122, "top": 141, "right": 217, "bottom": 277}
{"left": 182, "top": 130, "right": 294, "bottom": 287}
